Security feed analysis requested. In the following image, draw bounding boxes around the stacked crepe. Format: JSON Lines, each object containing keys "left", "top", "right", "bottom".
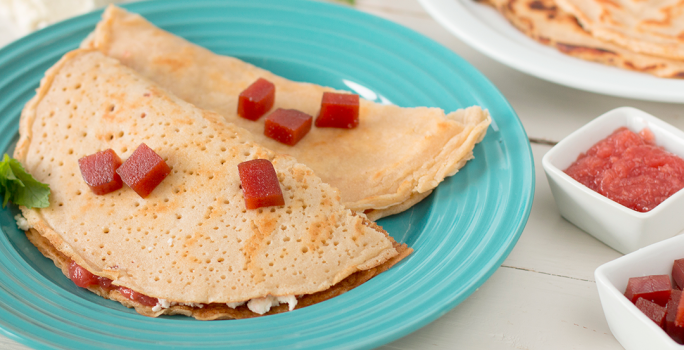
{"left": 480, "top": 0, "right": 684, "bottom": 78}
{"left": 14, "top": 6, "right": 490, "bottom": 319}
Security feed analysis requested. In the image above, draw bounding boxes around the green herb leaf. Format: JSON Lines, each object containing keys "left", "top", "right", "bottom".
{"left": 0, "top": 154, "right": 50, "bottom": 208}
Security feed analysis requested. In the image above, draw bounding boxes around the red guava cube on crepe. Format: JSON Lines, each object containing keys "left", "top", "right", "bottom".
{"left": 673, "top": 259, "right": 684, "bottom": 290}
{"left": 315, "top": 92, "right": 359, "bottom": 129}
{"left": 78, "top": 149, "right": 123, "bottom": 195}
{"left": 667, "top": 289, "right": 684, "bottom": 343}
{"left": 624, "top": 275, "right": 671, "bottom": 306}
{"left": 238, "top": 159, "right": 284, "bottom": 209}
{"left": 635, "top": 297, "right": 666, "bottom": 329}
{"left": 238, "top": 78, "right": 275, "bottom": 121}
{"left": 264, "top": 108, "right": 313, "bottom": 146}
{"left": 116, "top": 143, "right": 170, "bottom": 198}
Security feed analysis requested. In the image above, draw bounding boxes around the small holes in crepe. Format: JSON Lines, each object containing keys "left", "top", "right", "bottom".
{"left": 24, "top": 52, "right": 397, "bottom": 311}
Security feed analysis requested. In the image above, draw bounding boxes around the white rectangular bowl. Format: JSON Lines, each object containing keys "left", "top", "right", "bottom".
{"left": 542, "top": 107, "right": 684, "bottom": 254}
{"left": 596, "top": 234, "right": 684, "bottom": 349}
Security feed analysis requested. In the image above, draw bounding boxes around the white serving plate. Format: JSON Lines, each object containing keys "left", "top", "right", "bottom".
{"left": 419, "top": 0, "right": 684, "bottom": 103}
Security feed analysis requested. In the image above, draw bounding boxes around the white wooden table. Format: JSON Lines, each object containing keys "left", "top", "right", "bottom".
{"left": 5, "top": 0, "right": 683, "bottom": 348}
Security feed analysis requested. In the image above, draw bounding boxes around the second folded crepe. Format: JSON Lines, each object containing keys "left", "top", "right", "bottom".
{"left": 82, "top": 6, "right": 491, "bottom": 220}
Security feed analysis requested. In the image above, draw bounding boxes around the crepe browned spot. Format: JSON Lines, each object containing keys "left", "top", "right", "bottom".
{"left": 480, "top": 0, "right": 684, "bottom": 78}
{"left": 14, "top": 49, "right": 409, "bottom": 319}
{"left": 81, "top": 6, "right": 491, "bottom": 221}
{"left": 554, "top": 0, "right": 684, "bottom": 59}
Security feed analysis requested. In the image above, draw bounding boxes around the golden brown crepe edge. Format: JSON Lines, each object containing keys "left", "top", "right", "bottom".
{"left": 346, "top": 106, "right": 491, "bottom": 217}
{"left": 25, "top": 224, "right": 411, "bottom": 319}
{"left": 13, "top": 49, "right": 113, "bottom": 278}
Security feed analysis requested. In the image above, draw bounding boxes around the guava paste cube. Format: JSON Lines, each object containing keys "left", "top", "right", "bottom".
{"left": 68, "top": 260, "right": 99, "bottom": 288}
{"left": 116, "top": 143, "right": 170, "bottom": 198}
{"left": 315, "top": 92, "right": 359, "bottom": 129}
{"left": 667, "top": 289, "right": 684, "bottom": 343}
{"left": 624, "top": 275, "right": 671, "bottom": 306}
{"left": 636, "top": 297, "right": 666, "bottom": 329}
{"left": 673, "top": 259, "right": 684, "bottom": 290}
{"left": 78, "top": 149, "right": 123, "bottom": 195}
{"left": 238, "top": 78, "right": 275, "bottom": 121}
{"left": 264, "top": 108, "right": 313, "bottom": 146}
{"left": 237, "top": 159, "right": 284, "bottom": 209}
{"left": 676, "top": 291, "right": 684, "bottom": 328}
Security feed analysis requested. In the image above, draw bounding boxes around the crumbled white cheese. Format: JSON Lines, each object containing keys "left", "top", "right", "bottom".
{"left": 0, "top": 0, "right": 124, "bottom": 35}
{"left": 151, "top": 296, "right": 294, "bottom": 314}
{"left": 226, "top": 301, "right": 245, "bottom": 309}
{"left": 247, "top": 295, "right": 298, "bottom": 314}
{"left": 176, "top": 302, "right": 204, "bottom": 308}
{"left": 247, "top": 296, "right": 276, "bottom": 315}
{"left": 159, "top": 298, "right": 170, "bottom": 308}
{"left": 167, "top": 237, "right": 173, "bottom": 246}
{"left": 277, "top": 295, "right": 298, "bottom": 311}
{"left": 152, "top": 298, "right": 171, "bottom": 312}
{"left": 14, "top": 214, "right": 29, "bottom": 231}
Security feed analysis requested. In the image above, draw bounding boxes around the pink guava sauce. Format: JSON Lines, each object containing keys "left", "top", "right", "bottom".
{"left": 564, "top": 127, "right": 684, "bottom": 212}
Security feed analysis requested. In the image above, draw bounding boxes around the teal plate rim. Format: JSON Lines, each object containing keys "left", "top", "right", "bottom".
{"left": 0, "top": 1, "right": 535, "bottom": 349}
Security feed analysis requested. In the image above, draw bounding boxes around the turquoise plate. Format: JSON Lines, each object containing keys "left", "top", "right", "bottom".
{"left": 0, "top": 1, "right": 534, "bottom": 349}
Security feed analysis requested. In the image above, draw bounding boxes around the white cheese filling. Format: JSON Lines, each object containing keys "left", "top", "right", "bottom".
{"left": 151, "top": 295, "right": 298, "bottom": 315}
{"left": 14, "top": 214, "right": 29, "bottom": 231}
{"left": 226, "top": 301, "right": 245, "bottom": 309}
{"left": 151, "top": 298, "right": 171, "bottom": 312}
{"left": 0, "top": 0, "right": 124, "bottom": 35}
{"left": 152, "top": 299, "right": 206, "bottom": 312}
{"left": 247, "top": 295, "right": 298, "bottom": 315}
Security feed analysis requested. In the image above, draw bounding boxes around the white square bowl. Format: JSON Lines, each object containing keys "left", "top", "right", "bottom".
{"left": 595, "top": 234, "right": 684, "bottom": 350}
{"left": 542, "top": 107, "right": 684, "bottom": 254}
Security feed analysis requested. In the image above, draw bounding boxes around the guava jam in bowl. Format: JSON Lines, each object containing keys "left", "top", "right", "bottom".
{"left": 564, "top": 127, "right": 684, "bottom": 213}
{"left": 595, "top": 234, "right": 684, "bottom": 350}
{"left": 542, "top": 107, "right": 684, "bottom": 254}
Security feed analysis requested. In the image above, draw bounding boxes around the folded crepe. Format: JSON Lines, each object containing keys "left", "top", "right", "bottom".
{"left": 479, "top": 0, "right": 684, "bottom": 78}
{"left": 553, "top": 0, "right": 684, "bottom": 60}
{"left": 14, "top": 49, "right": 410, "bottom": 319}
{"left": 81, "top": 6, "right": 491, "bottom": 220}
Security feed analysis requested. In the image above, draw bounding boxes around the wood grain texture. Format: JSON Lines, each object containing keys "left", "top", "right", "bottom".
{"left": 381, "top": 267, "right": 619, "bottom": 349}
